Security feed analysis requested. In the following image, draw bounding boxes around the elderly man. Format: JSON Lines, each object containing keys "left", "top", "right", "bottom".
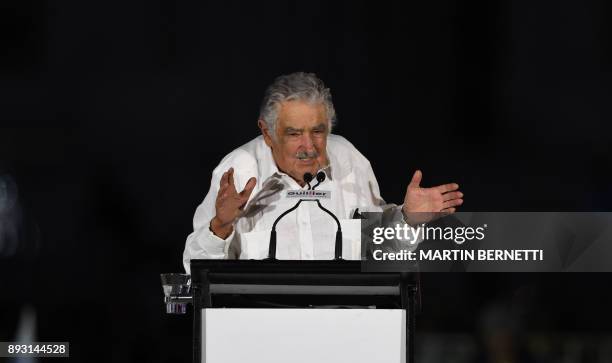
{"left": 183, "top": 72, "right": 463, "bottom": 272}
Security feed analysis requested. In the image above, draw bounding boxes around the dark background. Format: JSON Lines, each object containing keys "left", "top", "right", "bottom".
{"left": 1, "top": 0, "right": 611, "bottom": 362}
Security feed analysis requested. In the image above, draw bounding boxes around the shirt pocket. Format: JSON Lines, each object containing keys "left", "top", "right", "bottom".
{"left": 238, "top": 229, "right": 271, "bottom": 260}
{"left": 238, "top": 227, "right": 308, "bottom": 260}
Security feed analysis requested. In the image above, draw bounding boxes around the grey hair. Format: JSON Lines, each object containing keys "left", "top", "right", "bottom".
{"left": 259, "top": 72, "right": 337, "bottom": 137}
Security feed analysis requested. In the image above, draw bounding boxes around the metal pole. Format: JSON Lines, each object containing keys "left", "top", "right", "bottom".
{"left": 193, "top": 270, "right": 211, "bottom": 363}
{"left": 400, "top": 273, "right": 416, "bottom": 363}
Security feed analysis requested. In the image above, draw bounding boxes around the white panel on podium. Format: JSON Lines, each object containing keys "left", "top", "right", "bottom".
{"left": 202, "top": 308, "right": 406, "bottom": 363}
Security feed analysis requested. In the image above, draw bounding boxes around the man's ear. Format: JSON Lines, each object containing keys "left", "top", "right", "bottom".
{"left": 258, "top": 119, "right": 274, "bottom": 148}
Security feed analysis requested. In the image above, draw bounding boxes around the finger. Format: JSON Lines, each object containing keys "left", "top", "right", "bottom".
{"left": 441, "top": 207, "right": 456, "bottom": 216}
{"left": 219, "top": 170, "right": 230, "bottom": 189}
{"left": 408, "top": 170, "right": 422, "bottom": 189}
{"left": 443, "top": 198, "right": 463, "bottom": 209}
{"left": 436, "top": 182, "right": 459, "bottom": 194}
{"left": 442, "top": 191, "right": 463, "bottom": 202}
{"left": 239, "top": 177, "right": 257, "bottom": 201}
{"left": 227, "top": 167, "right": 236, "bottom": 191}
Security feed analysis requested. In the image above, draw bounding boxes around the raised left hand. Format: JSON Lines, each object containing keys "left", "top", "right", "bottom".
{"left": 402, "top": 170, "right": 463, "bottom": 224}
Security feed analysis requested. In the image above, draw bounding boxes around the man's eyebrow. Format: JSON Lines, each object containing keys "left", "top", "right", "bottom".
{"left": 284, "top": 124, "right": 327, "bottom": 133}
{"left": 284, "top": 127, "right": 304, "bottom": 134}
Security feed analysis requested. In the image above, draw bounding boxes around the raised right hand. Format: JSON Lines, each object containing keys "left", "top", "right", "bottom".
{"left": 210, "top": 167, "right": 256, "bottom": 238}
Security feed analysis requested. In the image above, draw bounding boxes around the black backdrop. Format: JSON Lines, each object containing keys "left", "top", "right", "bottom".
{"left": 2, "top": 1, "right": 612, "bottom": 362}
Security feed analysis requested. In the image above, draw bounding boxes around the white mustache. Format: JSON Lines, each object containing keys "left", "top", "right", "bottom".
{"left": 295, "top": 151, "right": 319, "bottom": 160}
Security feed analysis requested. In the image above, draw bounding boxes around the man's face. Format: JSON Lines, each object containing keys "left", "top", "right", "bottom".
{"left": 260, "top": 100, "right": 329, "bottom": 186}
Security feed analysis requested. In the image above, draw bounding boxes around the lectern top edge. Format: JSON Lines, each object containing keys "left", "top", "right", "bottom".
{"left": 190, "top": 259, "right": 363, "bottom": 272}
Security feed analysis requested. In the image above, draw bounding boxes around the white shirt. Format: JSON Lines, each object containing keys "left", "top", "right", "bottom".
{"left": 183, "top": 134, "right": 415, "bottom": 273}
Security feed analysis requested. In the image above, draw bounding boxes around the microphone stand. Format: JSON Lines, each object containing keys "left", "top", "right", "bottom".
{"left": 315, "top": 199, "right": 343, "bottom": 260}
{"left": 267, "top": 171, "right": 343, "bottom": 261}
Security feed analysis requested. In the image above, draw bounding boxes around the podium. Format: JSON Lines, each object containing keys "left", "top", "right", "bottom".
{"left": 190, "top": 260, "right": 418, "bottom": 363}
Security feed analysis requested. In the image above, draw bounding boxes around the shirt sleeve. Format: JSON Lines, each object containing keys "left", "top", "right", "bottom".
{"left": 182, "top": 150, "right": 258, "bottom": 274}
{"left": 357, "top": 156, "right": 424, "bottom": 249}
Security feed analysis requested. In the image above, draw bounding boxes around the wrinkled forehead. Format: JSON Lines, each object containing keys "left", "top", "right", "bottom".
{"left": 276, "top": 100, "right": 329, "bottom": 129}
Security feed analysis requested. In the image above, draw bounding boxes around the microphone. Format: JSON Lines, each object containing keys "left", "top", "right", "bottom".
{"left": 303, "top": 173, "right": 313, "bottom": 190}
{"left": 312, "top": 171, "right": 326, "bottom": 190}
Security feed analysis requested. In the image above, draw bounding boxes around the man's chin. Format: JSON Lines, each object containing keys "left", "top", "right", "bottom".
{"left": 292, "top": 165, "right": 317, "bottom": 180}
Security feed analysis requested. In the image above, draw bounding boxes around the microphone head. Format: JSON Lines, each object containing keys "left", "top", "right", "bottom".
{"left": 316, "top": 171, "right": 326, "bottom": 183}
{"left": 303, "top": 173, "right": 314, "bottom": 184}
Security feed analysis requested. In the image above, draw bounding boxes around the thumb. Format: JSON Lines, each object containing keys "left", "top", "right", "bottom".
{"left": 240, "top": 177, "right": 257, "bottom": 200}
{"left": 409, "top": 170, "right": 422, "bottom": 188}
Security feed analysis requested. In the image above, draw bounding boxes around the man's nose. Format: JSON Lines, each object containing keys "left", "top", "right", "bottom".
{"left": 301, "top": 133, "right": 315, "bottom": 151}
